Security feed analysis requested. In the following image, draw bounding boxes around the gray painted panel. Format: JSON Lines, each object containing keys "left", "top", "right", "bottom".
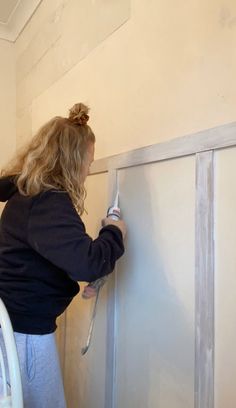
{"left": 215, "top": 147, "right": 236, "bottom": 408}
{"left": 115, "top": 157, "right": 195, "bottom": 407}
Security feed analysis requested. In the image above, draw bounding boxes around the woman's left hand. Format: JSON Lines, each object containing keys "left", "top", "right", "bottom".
{"left": 82, "top": 284, "right": 97, "bottom": 299}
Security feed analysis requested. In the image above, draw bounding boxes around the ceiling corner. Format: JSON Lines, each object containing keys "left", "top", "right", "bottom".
{"left": 0, "top": 0, "right": 42, "bottom": 42}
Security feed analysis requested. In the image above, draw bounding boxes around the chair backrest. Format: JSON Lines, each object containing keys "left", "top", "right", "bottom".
{"left": 0, "top": 299, "right": 23, "bottom": 408}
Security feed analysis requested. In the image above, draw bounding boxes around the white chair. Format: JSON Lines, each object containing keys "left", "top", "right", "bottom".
{"left": 0, "top": 298, "right": 23, "bottom": 407}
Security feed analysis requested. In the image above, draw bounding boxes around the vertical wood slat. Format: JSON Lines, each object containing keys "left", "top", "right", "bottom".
{"left": 105, "top": 168, "right": 118, "bottom": 408}
{"left": 195, "top": 151, "right": 215, "bottom": 408}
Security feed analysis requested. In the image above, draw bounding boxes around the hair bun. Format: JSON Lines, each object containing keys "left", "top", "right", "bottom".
{"left": 68, "top": 103, "right": 90, "bottom": 125}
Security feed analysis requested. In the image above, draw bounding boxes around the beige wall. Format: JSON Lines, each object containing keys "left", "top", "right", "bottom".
{"left": 14, "top": 0, "right": 236, "bottom": 159}
{"left": 0, "top": 39, "right": 16, "bottom": 168}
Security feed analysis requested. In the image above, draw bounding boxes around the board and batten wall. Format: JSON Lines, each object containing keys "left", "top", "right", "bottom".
{"left": 12, "top": 1, "right": 236, "bottom": 406}
{"left": 55, "top": 121, "right": 236, "bottom": 408}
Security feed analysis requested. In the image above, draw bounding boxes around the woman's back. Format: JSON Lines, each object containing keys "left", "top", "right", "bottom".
{"left": 0, "top": 180, "right": 79, "bottom": 334}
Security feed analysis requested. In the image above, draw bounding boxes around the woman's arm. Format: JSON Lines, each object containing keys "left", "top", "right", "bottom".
{"left": 28, "top": 190, "right": 124, "bottom": 282}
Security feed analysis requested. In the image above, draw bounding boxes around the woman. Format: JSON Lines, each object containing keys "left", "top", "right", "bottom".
{"left": 0, "top": 103, "right": 126, "bottom": 407}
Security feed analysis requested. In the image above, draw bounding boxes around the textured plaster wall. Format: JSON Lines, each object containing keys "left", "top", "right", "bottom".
{"left": 0, "top": 39, "right": 16, "bottom": 168}
{"left": 14, "top": 0, "right": 236, "bottom": 159}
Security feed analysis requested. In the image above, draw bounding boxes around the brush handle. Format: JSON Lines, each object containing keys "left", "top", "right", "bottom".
{"left": 81, "top": 285, "right": 101, "bottom": 354}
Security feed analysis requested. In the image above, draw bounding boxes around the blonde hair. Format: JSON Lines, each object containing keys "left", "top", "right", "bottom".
{"left": 1, "top": 103, "right": 95, "bottom": 214}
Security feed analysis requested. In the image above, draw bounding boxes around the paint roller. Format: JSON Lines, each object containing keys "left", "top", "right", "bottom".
{"left": 81, "top": 192, "right": 121, "bottom": 355}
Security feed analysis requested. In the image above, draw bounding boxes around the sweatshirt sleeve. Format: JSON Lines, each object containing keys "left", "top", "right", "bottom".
{"left": 0, "top": 176, "right": 17, "bottom": 202}
{"left": 27, "top": 191, "right": 125, "bottom": 282}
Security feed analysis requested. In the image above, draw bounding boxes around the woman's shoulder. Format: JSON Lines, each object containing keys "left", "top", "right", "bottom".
{"left": 29, "top": 188, "right": 84, "bottom": 229}
{"left": 32, "top": 189, "right": 71, "bottom": 207}
{"left": 34, "top": 189, "right": 68, "bottom": 198}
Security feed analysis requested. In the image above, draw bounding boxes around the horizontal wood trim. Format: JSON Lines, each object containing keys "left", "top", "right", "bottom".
{"left": 90, "top": 121, "right": 236, "bottom": 175}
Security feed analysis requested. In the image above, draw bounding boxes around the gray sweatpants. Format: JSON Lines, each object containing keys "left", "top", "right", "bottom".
{"left": 0, "top": 329, "right": 67, "bottom": 408}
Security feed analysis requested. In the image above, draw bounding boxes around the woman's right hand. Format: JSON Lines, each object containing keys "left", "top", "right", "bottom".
{"left": 102, "top": 217, "right": 127, "bottom": 240}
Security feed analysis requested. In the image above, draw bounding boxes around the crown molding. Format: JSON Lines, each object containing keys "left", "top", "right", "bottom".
{"left": 0, "top": 0, "right": 42, "bottom": 43}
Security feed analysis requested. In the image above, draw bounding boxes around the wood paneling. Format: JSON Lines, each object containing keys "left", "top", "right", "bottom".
{"left": 56, "top": 124, "right": 236, "bottom": 408}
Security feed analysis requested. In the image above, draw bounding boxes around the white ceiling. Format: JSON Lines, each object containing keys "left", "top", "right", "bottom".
{"left": 0, "top": 0, "right": 42, "bottom": 42}
{"left": 0, "top": 0, "right": 19, "bottom": 24}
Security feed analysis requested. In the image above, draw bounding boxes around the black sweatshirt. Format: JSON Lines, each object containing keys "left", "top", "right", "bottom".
{"left": 0, "top": 177, "right": 124, "bottom": 334}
